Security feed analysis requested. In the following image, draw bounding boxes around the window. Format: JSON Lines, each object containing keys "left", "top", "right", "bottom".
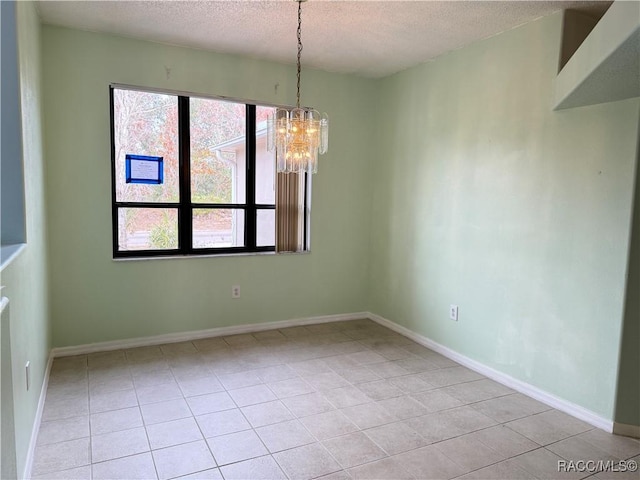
{"left": 110, "top": 86, "right": 309, "bottom": 257}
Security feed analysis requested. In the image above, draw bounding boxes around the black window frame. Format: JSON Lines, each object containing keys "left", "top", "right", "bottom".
{"left": 110, "top": 86, "right": 282, "bottom": 258}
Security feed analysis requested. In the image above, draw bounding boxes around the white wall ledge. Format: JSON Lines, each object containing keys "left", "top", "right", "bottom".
{"left": 554, "top": 1, "right": 640, "bottom": 110}
{"left": 0, "top": 243, "right": 26, "bottom": 272}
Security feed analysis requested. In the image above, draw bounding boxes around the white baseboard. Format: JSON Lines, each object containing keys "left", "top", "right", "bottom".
{"left": 45, "top": 309, "right": 619, "bottom": 442}
{"left": 23, "top": 352, "right": 53, "bottom": 480}
{"left": 613, "top": 422, "right": 640, "bottom": 438}
{"left": 367, "top": 312, "right": 615, "bottom": 433}
{"left": 52, "top": 312, "right": 370, "bottom": 357}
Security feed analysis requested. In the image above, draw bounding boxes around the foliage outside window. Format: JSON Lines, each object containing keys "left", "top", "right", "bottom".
{"left": 110, "top": 86, "right": 285, "bottom": 257}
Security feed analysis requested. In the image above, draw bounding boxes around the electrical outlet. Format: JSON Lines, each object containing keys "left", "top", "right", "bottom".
{"left": 449, "top": 305, "right": 459, "bottom": 321}
{"left": 232, "top": 285, "right": 241, "bottom": 298}
{"left": 25, "top": 361, "right": 31, "bottom": 391}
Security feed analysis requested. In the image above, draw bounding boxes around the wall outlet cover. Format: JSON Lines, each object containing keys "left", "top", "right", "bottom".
{"left": 449, "top": 305, "right": 459, "bottom": 321}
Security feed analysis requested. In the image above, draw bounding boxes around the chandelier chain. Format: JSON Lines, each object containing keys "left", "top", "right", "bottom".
{"left": 296, "top": 0, "right": 303, "bottom": 108}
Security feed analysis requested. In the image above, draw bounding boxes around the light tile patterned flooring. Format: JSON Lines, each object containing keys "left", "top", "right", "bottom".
{"left": 32, "top": 319, "right": 640, "bottom": 480}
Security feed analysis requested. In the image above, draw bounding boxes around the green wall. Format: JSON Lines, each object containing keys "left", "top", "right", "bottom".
{"left": 368, "top": 12, "right": 640, "bottom": 420}
{"left": 42, "top": 26, "right": 376, "bottom": 347}
{"left": 615, "top": 118, "right": 640, "bottom": 427}
{"left": 1, "top": 1, "right": 50, "bottom": 476}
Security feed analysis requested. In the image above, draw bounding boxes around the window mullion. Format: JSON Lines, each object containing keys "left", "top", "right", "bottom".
{"left": 110, "top": 87, "right": 118, "bottom": 258}
{"left": 178, "top": 96, "right": 192, "bottom": 254}
{"left": 246, "top": 104, "right": 257, "bottom": 249}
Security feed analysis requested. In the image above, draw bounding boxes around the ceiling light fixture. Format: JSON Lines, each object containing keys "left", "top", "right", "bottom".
{"left": 268, "top": 0, "right": 328, "bottom": 174}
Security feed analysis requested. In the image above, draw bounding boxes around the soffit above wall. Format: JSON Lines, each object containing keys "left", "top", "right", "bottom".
{"left": 555, "top": 1, "right": 640, "bottom": 110}
{"left": 36, "top": 0, "right": 611, "bottom": 78}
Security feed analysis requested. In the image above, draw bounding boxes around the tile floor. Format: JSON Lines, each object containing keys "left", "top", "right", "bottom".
{"left": 31, "top": 319, "right": 640, "bottom": 480}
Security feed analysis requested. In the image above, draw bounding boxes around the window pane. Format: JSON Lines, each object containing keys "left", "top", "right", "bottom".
{"left": 256, "top": 106, "right": 276, "bottom": 204}
{"left": 114, "top": 90, "right": 179, "bottom": 203}
{"left": 257, "top": 209, "right": 275, "bottom": 247}
{"left": 191, "top": 98, "right": 246, "bottom": 204}
{"left": 193, "top": 209, "right": 245, "bottom": 248}
{"left": 117, "top": 208, "right": 178, "bottom": 251}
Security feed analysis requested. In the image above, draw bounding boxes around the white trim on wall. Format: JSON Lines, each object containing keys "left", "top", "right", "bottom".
{"left": 367, "top": 312, "right": 615, "bottom": 433}
{"left": 51, "top": 309, "right": 617, "bottom": 433}
{"left": 51, "top": 312, "right": 370, "bottom": 357}
{"left": 50, "top": 310, "right": 618, "bottom": 433}
{"left": 23, "top": 353, "right": 53, "bottom": 480}
{"left": 28, "top": 309, "right": 628, "bottom": 479}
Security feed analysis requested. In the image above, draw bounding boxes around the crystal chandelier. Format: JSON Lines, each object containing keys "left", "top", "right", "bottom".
{"left": 267, "top": 0, "right": 328, "bottom": 174}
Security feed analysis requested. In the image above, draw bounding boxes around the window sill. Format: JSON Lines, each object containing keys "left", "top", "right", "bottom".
{"left": 112, "top": 250, "right": 311, "bottom": 262}
{"left": 1, "top": 243, "right": 26, "bottom": 272}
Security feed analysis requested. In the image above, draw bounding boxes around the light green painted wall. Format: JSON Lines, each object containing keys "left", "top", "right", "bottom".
{"left": 1, "top": 1, "right": 50, "bottom": 476}
{"left": 369, "top": 12, "right": 640, "bottom": 420}
{"left": 42, "top": 26, "right": 376, "bottom": 348}
{"left": 615, "top": 119, "right": 640, "bottom": 427}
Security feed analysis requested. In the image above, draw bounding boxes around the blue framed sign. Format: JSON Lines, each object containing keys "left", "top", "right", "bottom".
{"left": 125, "top": 154, "right": 164, "bottom": 184}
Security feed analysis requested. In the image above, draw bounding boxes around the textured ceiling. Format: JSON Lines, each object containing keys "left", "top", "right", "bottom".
{"left": 36, "top": 0, "right": 612, "bottom": 78}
